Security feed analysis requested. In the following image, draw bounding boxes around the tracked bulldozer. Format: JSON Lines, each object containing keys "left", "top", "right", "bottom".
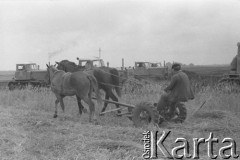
{"left": 7, "top": 63, "right": 49, "bottom": 90}
{"left": 219, "top": 42, "right": 240, "bottom": 84}
{"left": 133, "top": 61, "right": 169, "bottom": 81}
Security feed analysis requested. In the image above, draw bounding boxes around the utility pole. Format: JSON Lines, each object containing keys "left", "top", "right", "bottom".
{"left": 122, "top": 58, "right": 124, "bottom": 70}
{"left": 99, "top": 48, "right": 101, "bottom": 59}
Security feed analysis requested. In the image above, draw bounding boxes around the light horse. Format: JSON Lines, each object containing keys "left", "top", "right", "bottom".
{"left": 55, "top": 60, "right": 122, "bottom": 115}
{"left": 46, "top": 64, "right": 102, "bottom": 122}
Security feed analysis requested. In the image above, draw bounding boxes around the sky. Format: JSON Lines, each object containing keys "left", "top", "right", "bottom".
{"left": 0, "top": 0, "right": 240, "bottom": 70}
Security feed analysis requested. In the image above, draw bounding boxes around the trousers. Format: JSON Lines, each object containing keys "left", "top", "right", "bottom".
{"left": 157, "top": 92, "right": 178, "bottom": 116}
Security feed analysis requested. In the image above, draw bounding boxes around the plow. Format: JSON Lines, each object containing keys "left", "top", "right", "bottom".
{"left": 93, "top": 96, "right": 188, "bottom": 128}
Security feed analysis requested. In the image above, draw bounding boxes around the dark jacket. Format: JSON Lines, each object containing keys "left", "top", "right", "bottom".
{"left": 165, "top": 70, "right": 194, "bottom": 101}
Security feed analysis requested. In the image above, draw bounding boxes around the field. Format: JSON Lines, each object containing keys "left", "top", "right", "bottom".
{"left": 182, "top": 65, "right": 230, "bottom": 76}
{"left": 0, "top": 71, "right": 14, "bottom": 80}
{"left": 0, "top": 66, "right": 240, "bottom": 160}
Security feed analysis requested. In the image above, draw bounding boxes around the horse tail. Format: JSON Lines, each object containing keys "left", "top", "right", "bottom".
{"left": 109, "top": 68, "right": 121, "bottom": 97}
{"left": 87, "top": 74, "right": 102, "bottom": 105}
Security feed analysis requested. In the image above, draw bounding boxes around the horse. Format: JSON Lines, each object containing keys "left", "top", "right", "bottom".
{"left": 55, "top": 60, "right": 122, "bottom": 115}
{"left": 46, "top": 64, "right": 102, "bottom": 123}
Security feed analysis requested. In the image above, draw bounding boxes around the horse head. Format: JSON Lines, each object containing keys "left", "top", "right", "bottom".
{"left": 55, "top": 61, "right": 66, "bottom": 72}
{"left": 46, "top": 64, "right": 58, "bottom": 81}
{"left": 56, "top": 60, "right": 79, "bottom": 72}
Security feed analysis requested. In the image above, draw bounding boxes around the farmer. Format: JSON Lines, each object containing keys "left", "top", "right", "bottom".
{"left": 157, "top": 63, "right": 194, "bottom": 118}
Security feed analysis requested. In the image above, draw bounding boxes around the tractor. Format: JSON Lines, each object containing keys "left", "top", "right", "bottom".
{"left": 133, "top": 61, "right": 169, "bottom": 81}
{"left": 8, "top": 63, "right": 49, "bottom": 90}
{"left": 219, "top": 42, "right": 240, "bottom": 84}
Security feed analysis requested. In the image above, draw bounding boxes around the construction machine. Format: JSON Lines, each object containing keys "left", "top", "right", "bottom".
{"left": 219, "top": 42, "right": 240, "bottom": 84}
{"left": 7, "top": 63, "right": 49, "bottom": 90}
{"left": 133, "top": 61, "right": 169, "bottom": 81}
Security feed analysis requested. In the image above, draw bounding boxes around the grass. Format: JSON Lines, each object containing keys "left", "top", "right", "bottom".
{"left": 0, "top": 80, "right": 240, "bottom": 159}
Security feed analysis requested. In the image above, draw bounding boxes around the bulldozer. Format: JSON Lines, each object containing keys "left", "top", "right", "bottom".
{"left": 219, "top": 42, "right": 240, "bottom": 84}
{"left": 7, "top": 63, "right": 49, "bottom": 90}
{"left": 133, "top": 61, "right": 169, "bottom": 81}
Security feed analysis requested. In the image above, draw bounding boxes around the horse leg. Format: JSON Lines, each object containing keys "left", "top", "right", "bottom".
{"left": 76, "top": 95, "right": 86, "bottom": 115}
{"left": 54, "top": 99, "right": 59, "bottom": 118}
{"left": 59, "top": 96, "right": 65, "bottom": 112}
{"left": 100, "top": 93, "right": 109, "bottom": 114}
{"left": 83, "top": 97, "right": 97, "bottom": 123}
{"left": 108, "top": 90, "right": 121, "bottom": 114}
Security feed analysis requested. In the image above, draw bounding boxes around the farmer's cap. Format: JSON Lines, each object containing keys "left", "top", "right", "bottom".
{"left": 172, "top": 63, "right": 181, "bottom": 70}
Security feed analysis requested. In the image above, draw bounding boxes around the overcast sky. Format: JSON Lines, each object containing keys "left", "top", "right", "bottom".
{"left": 0, "top": 0, "right": 240, "bottom": 70}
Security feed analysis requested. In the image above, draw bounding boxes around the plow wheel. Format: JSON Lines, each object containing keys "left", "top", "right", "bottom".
{"left": 132, "top": 102, "right": 159, "bottom": 127}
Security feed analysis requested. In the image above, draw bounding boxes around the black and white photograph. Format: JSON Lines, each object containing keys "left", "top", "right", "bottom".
{"left": 0, "top": 0, "right": 240, "bottom": 159}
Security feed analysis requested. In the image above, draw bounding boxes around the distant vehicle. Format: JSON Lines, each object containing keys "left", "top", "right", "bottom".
{"left": 7, "top": 63, "right": 49, "bottom": 90}
{"left": 219, "top": 42, "right": 240, "bottom": 84}
{"left": 76, "top": 57, "right": 105, "bottom": 70}
{"left": 133, "top": 61, "right": 169, "bottom": 81}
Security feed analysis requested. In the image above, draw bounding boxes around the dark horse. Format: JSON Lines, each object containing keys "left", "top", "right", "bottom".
{"left": 55, "top": 60, "right": 122, "bottom": 114}
{"left": 46, "top": 64, "right": 102, "bottom": 122}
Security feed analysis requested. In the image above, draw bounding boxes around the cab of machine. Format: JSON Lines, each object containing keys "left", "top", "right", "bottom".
{"left": 76, "top": 58, "right": 105, "bottom": 69}
{"left": 16, "top": 63, "right": 39, "bottom": 71}
{"left": 135, "top": 62, "right": 151, "bottom": 68}
{"left": 135, "top": 62, "right": 163, "bottom": 68}
{"left": 15, "top": 63, "right": 39, "bottom": 80}
{"left": 150, "top": 62, "right": 162, "bottom": 68}
{"left": 134, "top": 61, "right": 168, "bottom": 80}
